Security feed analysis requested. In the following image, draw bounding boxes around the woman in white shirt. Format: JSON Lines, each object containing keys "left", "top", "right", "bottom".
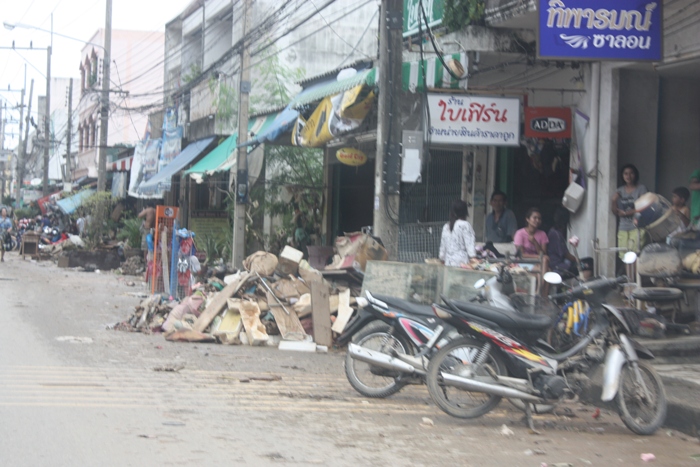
{"left": 439, "top": 199, "right": 476, "bottom": 267}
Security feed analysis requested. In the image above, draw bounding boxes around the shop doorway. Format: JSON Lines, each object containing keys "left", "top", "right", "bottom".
{"left": 496, "top": 140, "right": 570, "bottom": 231}
{"left": 332, "top": 158, "right": 375, "bottom": 237}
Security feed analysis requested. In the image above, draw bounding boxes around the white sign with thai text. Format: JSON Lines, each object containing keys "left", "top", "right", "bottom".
{"left": 427, "top": 94, "right": 521, "bottom": 146}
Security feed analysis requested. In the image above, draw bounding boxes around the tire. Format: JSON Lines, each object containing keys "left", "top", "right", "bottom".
{"left": 426, "top": 336, "right": 506, "bottom": 419}
{"left": 616, "top": 360, "right": 667, "bottom": 435}
{"left": 344, "top": 320, "right": 411, "bottom": 398}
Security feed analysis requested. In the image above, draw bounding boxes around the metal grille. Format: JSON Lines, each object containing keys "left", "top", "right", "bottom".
{"left": 398, "top": 222, "right": 443, "bottom": 263}
{"left": 399, "top": 149, "right": 462, "bottom": 224}
{"left": 398, "top": 149, "right": 462, "bottom": 263}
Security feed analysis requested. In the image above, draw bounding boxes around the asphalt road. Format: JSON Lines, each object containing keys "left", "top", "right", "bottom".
{"left": 1, "top": 251, "right": 700, "bottom": 466}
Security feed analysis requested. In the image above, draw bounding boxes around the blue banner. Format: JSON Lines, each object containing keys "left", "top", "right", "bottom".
{"left": 538, "top": 0, "right": 662, "bottom": 61}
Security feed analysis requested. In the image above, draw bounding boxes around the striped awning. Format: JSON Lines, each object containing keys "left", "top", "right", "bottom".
{"left": 108, "top": 156, "right": 133, "bottom": 172}
{"left": 402, "top": 52, "right": 468, "bottom": 93}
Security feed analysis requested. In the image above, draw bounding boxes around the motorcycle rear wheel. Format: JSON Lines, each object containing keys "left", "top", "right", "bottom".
{"left": 427, "top": 336, "right": 506, "bottom": 419}
{"left": 616, "top": 360, "right": 667, "bottom": 435}
{"left": 344, "top": 321, "right": 411, "bottom": 398}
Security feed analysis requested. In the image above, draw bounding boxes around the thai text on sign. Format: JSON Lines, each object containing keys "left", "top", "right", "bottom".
{"left": 538, "top": 0, "right": 662, "bottom": 61}
{"left": 427, "top": 94, "right": 520, "bottom": 146}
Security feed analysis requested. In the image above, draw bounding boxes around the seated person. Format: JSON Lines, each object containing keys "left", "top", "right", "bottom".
{"left": 485, "top": 190, "right": 518, "bottom": 244}
{"left": 548, "top": 207, "right": 578, "bottom": 277}
{"left": 513, "top": 207, "right": 550, "bottom": 295}
{"left": 671, "top": 186, "right": 691, "bottom": 228}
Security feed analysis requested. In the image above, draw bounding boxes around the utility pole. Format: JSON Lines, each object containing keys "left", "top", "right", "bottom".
{"left": 65, "top": 78, "right": 73, "bottom": 183}
{"left": 373, "top": 0, "right": 403, "bottom": 259}
{"left": 16, "top": 80, "right": 32, "bottom": 208}
{"left": 97, "top": 0, "right": 112, "bottom": 192}
{"left": 42, "top": 45, "right": 51, "bottom": 196}
{"left": 232, "top": 0, "right": 252, "bottom": 268}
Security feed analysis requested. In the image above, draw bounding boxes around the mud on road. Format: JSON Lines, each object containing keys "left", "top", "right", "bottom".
{"left": 1, "top": 252, "right": 699, "bottom": 466}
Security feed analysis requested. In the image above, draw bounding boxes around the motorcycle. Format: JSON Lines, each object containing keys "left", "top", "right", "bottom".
{"left": 343, "top": 262, "right": 550, "bottom": 405}
{"left": 427, "top": 259, "right": 667, "bottom": 436}
{"left": 343, "top": 291, "right": 460, "bottom": 398}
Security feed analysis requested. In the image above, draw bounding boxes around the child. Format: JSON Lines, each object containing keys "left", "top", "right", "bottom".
{"left": 671, "top": 186, "right": 691, "bottom": 228}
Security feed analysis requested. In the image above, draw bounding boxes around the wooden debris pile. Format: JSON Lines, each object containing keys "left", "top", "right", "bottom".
{"left": 113, "top": 245, "right": 368, "bottom": 349}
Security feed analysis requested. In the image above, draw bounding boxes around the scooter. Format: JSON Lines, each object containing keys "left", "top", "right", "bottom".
{"left": 343, "top": 262, "right": 533, "bottom": 400}
{"left": 426, "top": 254, "right": 667, "bottom": 436}
{"left": 344, "top": 291, "right": 460, "bottom": 398}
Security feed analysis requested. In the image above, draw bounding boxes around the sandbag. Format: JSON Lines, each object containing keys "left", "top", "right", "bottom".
{"left": 243, "top": 251, "right": 278, "bottom": 276}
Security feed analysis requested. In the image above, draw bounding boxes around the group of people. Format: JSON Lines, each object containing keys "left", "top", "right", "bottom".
{"left": 612, "top": 164, "right": 699, "bottom": 259}
{"left": 438, "top": 163, "right": 700, "bottom": 294}
{"left": 439, "top": 194, "right": 577, "bottom": 296}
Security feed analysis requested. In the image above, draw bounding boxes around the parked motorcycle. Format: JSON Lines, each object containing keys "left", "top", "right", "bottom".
{"left": 343, "top": 291, "right": 459, "bottom": 398}
{"left": 427, "top": 263, "right": 667, "bottom": 435}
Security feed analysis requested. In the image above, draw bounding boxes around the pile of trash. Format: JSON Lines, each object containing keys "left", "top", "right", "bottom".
{"left": 113, "top": 233, "right": 387, "bottom": 351}
{"left": 118, "top": 255, "right": 146, "bottom": 276}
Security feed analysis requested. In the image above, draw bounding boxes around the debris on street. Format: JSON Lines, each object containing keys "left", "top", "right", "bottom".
{"left": 112, "top": 235, "right": 385, "bottom": 351}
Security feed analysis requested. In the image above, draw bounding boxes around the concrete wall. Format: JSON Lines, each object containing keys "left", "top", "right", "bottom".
{"left": 617, "top": 70, "right": 659, "bottom": 193}
{"left": 657, "top": 77, "right": 700, "bottom": 198}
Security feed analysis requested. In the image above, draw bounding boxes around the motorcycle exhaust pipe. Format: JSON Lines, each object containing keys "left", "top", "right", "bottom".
{"left": 348, "top": 343, "right": 418, "bottom": 374}
{"left": 441, "top": 373, "right": 542, "bottom": 402}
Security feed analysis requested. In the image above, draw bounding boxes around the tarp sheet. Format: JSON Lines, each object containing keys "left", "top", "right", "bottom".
{"left": 137, "top": 137, "right": 215, "bottom": 195}
{"left": 56, "top": 189, "right": 95, "bottom": 215}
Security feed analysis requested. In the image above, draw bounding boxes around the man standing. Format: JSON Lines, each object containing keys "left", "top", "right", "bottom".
{"left": 485, "top": 190, "right": 518, "bottom": 243}
{"left": 690, "top": 169, "right": 700, "bottom": 227}
{"left": 138, "top": 201, "right": 156, "bottom": 260}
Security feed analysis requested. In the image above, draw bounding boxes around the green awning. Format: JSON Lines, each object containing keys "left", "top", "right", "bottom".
{"left": 289, "top": 68, "right": 377, "bottom": 109}
{"left": 402, "top": 52, "right": 468, "bottom": 93}
{"left": 185, "top": 113, "right": 278, "bottom": 180}
{"left": 185, "top": 134, "right": 237, "bottom": 175}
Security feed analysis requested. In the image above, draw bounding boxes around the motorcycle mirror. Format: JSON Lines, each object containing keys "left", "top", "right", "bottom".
{"left": 622, "top": 251, "right": 637, "bottom": 264}
{"left": 474, "top": 278, "right": 486, "bottom": 289}
{"left": 543, "top": 272, "right": 563, "bottom": 285}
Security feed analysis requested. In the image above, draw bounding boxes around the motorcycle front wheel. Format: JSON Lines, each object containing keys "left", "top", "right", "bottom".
{"left": 616, "top": 360, "right": 667, "bottom": 435}
{"left": 344, "top": 321, "right": 411, "bottom": 398}
{"left": 427, "top": 336, "right": 506, "bottom": 419}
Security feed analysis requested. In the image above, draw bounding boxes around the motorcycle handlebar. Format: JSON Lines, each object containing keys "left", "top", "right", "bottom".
{"left": 549, "top": 275, "right": 628, "bottom": 302}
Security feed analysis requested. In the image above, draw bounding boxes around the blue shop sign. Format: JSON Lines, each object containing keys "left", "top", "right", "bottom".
{"left": 538, "top": 0, "right": 663, "bottom": 61}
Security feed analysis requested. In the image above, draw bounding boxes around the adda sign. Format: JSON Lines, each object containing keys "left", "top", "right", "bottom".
{"left": 524, "top": 107, "right": 571, "bottom": 138}
{"left": 538, "top": 0, "right": 663, "bottom": 61}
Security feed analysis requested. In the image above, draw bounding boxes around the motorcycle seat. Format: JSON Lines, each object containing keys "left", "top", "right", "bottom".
{"left": 372, "top": 294, "right": 435, "bottom": 317}
{"left": 449, "top": 299, "right": 554, "bottom": 330}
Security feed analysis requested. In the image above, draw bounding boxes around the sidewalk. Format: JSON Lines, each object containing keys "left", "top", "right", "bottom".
{"left": 654, "top": 364, "right": 700, "bottom": 437}
{"left": 641, "top": 335, "right": 700, "bottom": 437}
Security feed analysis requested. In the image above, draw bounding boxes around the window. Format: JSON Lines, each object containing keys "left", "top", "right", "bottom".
{"left": 80, "top": 65, "right": 85, "bottom": 93}
{"left": 91, "top": 120, "right": 97, "bottom": 148}
{"left": 90, "top": 52, "right": 98, "bottom": 87}
{"left": 78, "top": 125, "right": 83, "bottom": 151}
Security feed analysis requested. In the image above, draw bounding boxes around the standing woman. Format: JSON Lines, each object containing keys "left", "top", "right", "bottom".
{"left": 439, "top": 199, "right": 476, "bottom": 267}
{"left": 611, "top": 164, "right": 647, "bottom": 260}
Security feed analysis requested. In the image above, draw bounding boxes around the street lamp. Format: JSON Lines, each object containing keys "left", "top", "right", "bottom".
{"left": 4, "top": 16, "right": 111, "bottom": 192}
{"left": 3, "top": 21, "right": 105, "bottom": 51}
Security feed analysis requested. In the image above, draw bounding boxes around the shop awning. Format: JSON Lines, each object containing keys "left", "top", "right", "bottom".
{"left": 402, "top": 52, "right": 468, "bottom": 93}
{"left": 56, "top": 189, "right": 95, "bottom": 215}
{"left": 185, "top": 113, "right": 279, "bottom": 181}
{"left": 289, "top": 68, "right": 377, "bottom": 109}
{"left": 185, "top": 134, "right": 238, "bottom": 177}
{"left": 137, "top": 136, "right": 215, "bottom": 195}
{"left": 108, "top": 156, "right": 133, "bottom": 172}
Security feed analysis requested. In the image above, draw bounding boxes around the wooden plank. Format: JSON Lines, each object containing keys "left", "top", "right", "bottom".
{"left": 193, "top": 271, "right": 251, "bottom": 331}
{"left": 331, "top": 288, "right": 354, "bottom": 334}
{"left": 310, "top": 281, "right": 332, "bottom": 347}
{"left": 267, "top": 291, "right": 306, "bottom": 341}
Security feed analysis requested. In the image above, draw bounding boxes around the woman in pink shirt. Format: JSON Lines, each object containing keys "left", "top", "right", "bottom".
{"left": 513, "top": 207, "right": 550, "bottom": 295}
